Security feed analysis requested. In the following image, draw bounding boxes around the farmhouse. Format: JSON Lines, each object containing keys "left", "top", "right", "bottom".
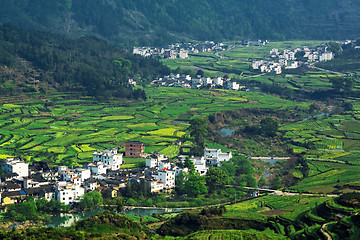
{"left": 125, "top": 141, "right": 145, "bottom": 158}
{"left": 2, "top": 157, "right": 29, "bottom": 177}
{"left": 93, "top": 148, "right": 123, "bottom": 171}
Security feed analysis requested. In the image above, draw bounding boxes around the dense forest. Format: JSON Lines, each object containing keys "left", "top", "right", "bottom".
{"left": 0, "top": 24, "right": 170, "bottom": 99}
{"left": 0, "top": 0, "right": 359, "bottom": 47}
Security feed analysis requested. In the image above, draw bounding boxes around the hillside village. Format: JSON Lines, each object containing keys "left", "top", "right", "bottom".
{"left": 133, "top": 40, "right": 269, "bottom": 59}
{"left": 0, "top": 144, "right": 232, "bottom": 208}
{"left": 252, "top": 43, "right": 335, "bottom": 74}
{"left": 152, "top": 74, "right": 249, "bottom": 91}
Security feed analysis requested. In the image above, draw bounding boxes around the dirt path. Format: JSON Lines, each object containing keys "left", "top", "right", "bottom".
{"left": 321, "top": 223, "right": 332, "bottom": 240}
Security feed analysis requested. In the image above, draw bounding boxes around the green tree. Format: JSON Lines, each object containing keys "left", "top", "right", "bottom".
{"left": 79, "top": 191, "right": 103, "bottom": 210}
{"left": 184, "top": 157, "right": 195, "bottom": 173}
{"left": 206, "top": 167, "right": 230, "bottom": 192}
{"left": 175, "top": 171, "right": 187, "bottom": 195}
{"left": 260, "top": 117, "right": 279, "bottom": 137}
{"left": 328, "top": 42, "right": 343, "bottom": 56}
{"left": 184, "top": 173, "right": 207, "bottom": 197}
{"left": 189, "top": 117, "right": 208, "bottom": 156}
{"left": 329, "top": 77, "right": 355, "bottom": 93}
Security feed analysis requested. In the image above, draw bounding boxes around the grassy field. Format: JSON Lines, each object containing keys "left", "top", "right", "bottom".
{"left": 0, "top": 87, "right": 300, "bottom": 166}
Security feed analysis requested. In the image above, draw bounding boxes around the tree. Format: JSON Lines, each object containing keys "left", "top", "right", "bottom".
{"left": 184, "top": 173, "right": 207, "bottom": 197}
{"left": 175, "top": 171, "right": 187, "bottom": 195}
{"left": 328, "top": 42, "right": 343, "bottom": 56}
{"left": 79, "top": 191, "right": 103, "bottom": 210}
{"left": 206, "top": 167, "right": 230, "bottom": 192}
{"left": 189, "top": 117, "right": 208, "bottom": 156}
{"left": 329, "top": 77, "right": 354, "bottom": 94}
{"left": 260, "top": 117, "right": 279, "bottom": 137}
{"left": 184, "top": 157, "right": 195, "bottom": 173}
{"left": 196, "top": 69, "right": 204, "bottom": 77}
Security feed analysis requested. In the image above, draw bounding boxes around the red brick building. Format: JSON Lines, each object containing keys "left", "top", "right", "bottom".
{"left": 125, "top": 141, "right": 145, "bottom": 158}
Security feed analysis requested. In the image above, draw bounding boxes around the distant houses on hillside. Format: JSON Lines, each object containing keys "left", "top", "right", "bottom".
{"left": 252, "top": 44, "right": 335, "bottom": 74}
{"left": 133, "top": 41, "right": 229, "bottom": 59}
{"left": 152, "top": 74, "right": 249, "bottom": 91}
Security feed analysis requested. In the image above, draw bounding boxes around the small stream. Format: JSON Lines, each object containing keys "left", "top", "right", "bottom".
{"left": 260, "top": 158, "right": 284, "bottom": 188}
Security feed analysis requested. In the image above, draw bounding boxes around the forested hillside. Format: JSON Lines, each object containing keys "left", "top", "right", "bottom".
{"left": 0, "top": 0, "right": 359, "bottom": 46}
{"left": 0, "top": 24, "right": 169, "bottom": 99}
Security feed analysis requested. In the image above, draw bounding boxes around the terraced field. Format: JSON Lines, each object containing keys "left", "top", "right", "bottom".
{"left": 280, "top": 108, "right": 360, "bottom": 193}
{"left": 0, "top": 87, "right": 300, "bottom": 166}
{"left": 222, "top": 194, "right": 360, "bottom": 239}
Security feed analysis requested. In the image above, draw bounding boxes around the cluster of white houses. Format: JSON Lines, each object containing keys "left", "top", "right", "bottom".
{"left": 0, "top": 146, "right": 232, "bottom": 206}
{"left": 152, "top": 74, "right": 248, "bottom": 91}
{"left": 252, "top": 44, "right": 334, "bottom": 74}
{"left": 133, "top": 41, "right": 229, "bottom": 59}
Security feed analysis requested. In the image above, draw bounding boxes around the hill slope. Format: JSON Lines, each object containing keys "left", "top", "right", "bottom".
{"left": 0, "top": 23, "right": 169, "bottom": 99}
{"left": 0, "top": 0, "right": 359, "bottom": 46}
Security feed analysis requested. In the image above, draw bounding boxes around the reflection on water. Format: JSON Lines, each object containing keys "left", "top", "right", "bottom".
{"left": 46, "top": 207, "right": 182, "bottom": 228}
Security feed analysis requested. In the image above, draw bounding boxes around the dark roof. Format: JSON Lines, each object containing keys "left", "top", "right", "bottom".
{"left": 2, "top": 191, "right": 24, "bottom": 198}
{"left": 87, "top": 178, "right": 97, "bottom": 184}
{"left": 6, "top": 183, "right": 21, "bottom": 189}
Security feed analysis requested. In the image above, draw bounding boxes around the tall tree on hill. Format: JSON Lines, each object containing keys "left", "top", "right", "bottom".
{"left": 260, "top": 117, "right": 279, "bottom": 137}
{"left": 189, "top": 117, "right": 208, "bottom": 156}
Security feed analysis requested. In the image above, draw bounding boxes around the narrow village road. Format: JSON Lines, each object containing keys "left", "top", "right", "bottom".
{"left": 308, "top": 63, "right": 347, "bottom": 76}
{"left": 321, "top": 223, "right": 333, "bottom": 240}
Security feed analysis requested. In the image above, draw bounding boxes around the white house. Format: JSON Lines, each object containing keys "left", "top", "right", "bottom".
{"left": 204, "top": 148, "right": 221, "bottom": 159}
{"left": 93, "top": 148, "right": 123, "bottom": 171}
{"left": 55, "top": 181, "right": 85, "bottom": 205}
{"left": 146, "top": 153, "right": 168, "bottom": 169}
{"left": 153, "top": 170, "right": 175, "bottom": 190}
{"left": 204, "top": 147, "right": 232, "bottom": 167}
{"left": 190, "top": 157, "right": 207, "bottom": 175}
{"left": 149, "top": 180, "right": 165, "bottom": 193}
{"left": 88, "top": 161, "right": 107, "bottom": 175}
{"left": 214, "top": 77, "right": 223, "bottom": 86}
{"left": 319, "top": 52, "right": 334, "bottom": 62}
{"left": 2, "top": 157, "right": 29, "bottom": 177}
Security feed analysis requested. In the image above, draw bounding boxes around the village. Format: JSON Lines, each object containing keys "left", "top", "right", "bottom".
{"left": 152, "top": 73, "right": 249, "bottom": 91}
{"left": 252, "top": 43, "right": 335, "bottom": 74}
{"left": 133, "top": 40, "right": 269, "bottom": 59}
{"left": 0, "top": 141, "right": 232, "bottom": 208}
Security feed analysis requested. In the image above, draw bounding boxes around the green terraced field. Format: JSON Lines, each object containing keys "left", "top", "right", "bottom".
{"left": 0, "top": 87, "right": 299, "bottom": 166}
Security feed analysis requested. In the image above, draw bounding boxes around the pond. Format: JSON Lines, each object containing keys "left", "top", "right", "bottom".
{"left": 219, "top": 128, "right": 235, "bottom": 137}
{"left": 46, "top": 207, "right": 182, "bottom": 228}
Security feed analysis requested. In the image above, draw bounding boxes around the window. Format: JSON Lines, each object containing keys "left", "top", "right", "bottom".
{"left": 63, "top": 198, "right": 65, "bottom": 200}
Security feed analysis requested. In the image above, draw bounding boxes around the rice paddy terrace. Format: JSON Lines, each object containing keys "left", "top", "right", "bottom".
{"left": 0, "top": 87, "right": 302, "bottom": 167}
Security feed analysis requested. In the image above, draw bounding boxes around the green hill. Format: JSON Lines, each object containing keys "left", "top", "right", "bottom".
{"left": 0, "top": 0, "right": 359, "bottom": 46}
{"left": 0, "top": 23, "right": 169, "bottom": 100}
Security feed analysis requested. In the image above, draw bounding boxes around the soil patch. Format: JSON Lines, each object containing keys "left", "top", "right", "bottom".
{"left": 260, "top": 209, "right": 291, "bottom": 215}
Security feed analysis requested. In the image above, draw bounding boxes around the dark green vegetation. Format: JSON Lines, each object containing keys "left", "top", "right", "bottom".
{"left": 0, "top": 212, "right": 151, "bottom": 239}
{"left": 1, "top": 1, "right": 360, "bottom": 46}
{"left": 79, "top": 191, "right": 103, "bottom": 210}
{"left": 4, "top": 197, "right": 69, "bottom": 222}
{"left": 0, "top": 24, "right": 169, "bottom": 100}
